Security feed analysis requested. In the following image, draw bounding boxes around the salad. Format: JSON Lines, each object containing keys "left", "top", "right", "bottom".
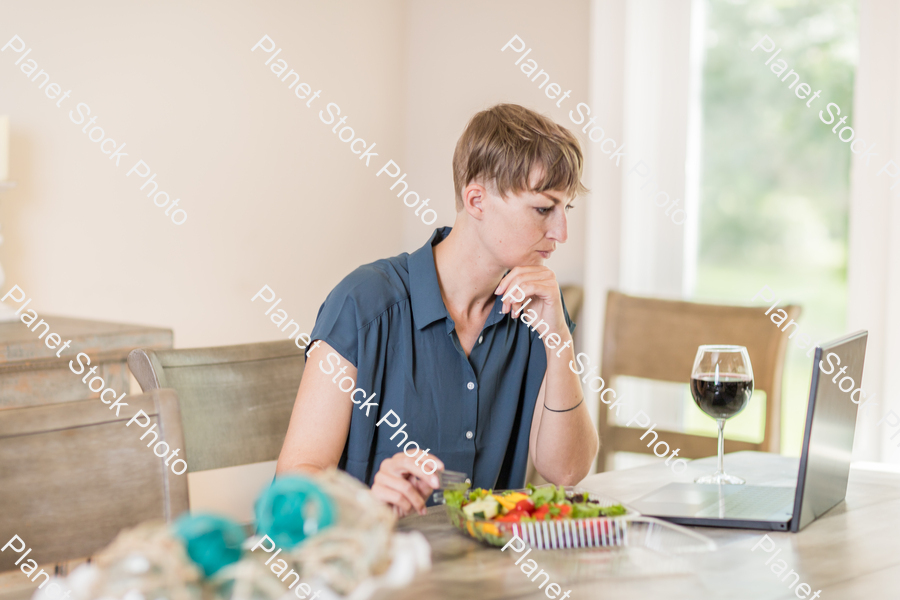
{"left": 446, "top": 483, "right": 627, "bottom": 523}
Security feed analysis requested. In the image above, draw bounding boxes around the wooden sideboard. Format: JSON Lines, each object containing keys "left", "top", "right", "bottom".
{"left": 0, "top": 316, "right": 173, "bottom": 409}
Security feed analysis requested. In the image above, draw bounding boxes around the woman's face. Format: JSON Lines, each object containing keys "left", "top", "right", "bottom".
{"left": 473, "top": 168, "right": 574, "bottom": 269}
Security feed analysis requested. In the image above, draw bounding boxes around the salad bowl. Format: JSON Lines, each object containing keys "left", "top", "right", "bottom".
{"left": 443, "top": 484, "right": 633, "bottom": 549}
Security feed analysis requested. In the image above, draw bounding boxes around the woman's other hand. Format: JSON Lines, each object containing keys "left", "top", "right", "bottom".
{"left": 371, "top": 452, "right": 444, "bottom": 517}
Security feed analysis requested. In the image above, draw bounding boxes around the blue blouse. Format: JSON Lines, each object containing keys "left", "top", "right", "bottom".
{"left": 305, "top": 226, "right": 575, "bottom": 492}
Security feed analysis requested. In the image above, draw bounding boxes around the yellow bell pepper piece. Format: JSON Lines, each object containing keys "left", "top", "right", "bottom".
{"left": 479, "top": 522, "right": 501, "bottom": 536}
{"left": 493, "top": 495, "right": 516, "bottom": 511}
{"left": 493, "top": 492, "right": 529, "bottom": 511}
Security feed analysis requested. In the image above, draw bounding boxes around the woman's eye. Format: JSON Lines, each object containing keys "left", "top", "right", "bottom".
{"left": 536, "top": 207, "right": 553, "bottom": 215}
{"left": 565, "top": 204, "right": 576, "bottom": 212}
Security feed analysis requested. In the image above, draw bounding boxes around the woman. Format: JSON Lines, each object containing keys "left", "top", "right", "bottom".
{"left": 276, "top": 103, "right": 599, "bottom": 516}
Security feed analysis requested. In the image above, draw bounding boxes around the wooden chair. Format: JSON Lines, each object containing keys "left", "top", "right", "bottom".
{"left": 560, "top": 285, "right": 584, "bottom": 323}
{"left": 596, "top": 290, "right": 801, "bottom": 471}
{"left": 127, "top": 340, "right": 304, "bottom": 473}
{"left": 0, "top": 389, "right": 189, "bottom": 574}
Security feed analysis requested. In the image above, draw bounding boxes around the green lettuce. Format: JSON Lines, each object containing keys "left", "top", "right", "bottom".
{"left": 444, "top": 489, "right": 467, "bottom": 508}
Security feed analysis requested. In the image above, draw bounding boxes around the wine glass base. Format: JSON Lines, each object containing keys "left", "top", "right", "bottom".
{"left": 694, "top": 472, "right": 745, "bottom": 485}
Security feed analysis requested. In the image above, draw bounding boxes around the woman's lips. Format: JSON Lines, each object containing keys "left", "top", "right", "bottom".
{"left": 538, "top": 251, "right": 551, "bottom": 259}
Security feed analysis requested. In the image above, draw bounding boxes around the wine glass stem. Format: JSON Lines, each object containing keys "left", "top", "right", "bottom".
{"left": 716, "top": 418, "right": 726, "bottom": 475}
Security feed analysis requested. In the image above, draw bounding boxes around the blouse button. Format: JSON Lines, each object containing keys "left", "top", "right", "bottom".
{"left": 478, "top": 335, "right": 484, "bottom": 344}
{"left": 467, "top": 382, "right": 475, "bottom": 390}
{"left": 466, "top": 431, "right": 474, "bottom": 439}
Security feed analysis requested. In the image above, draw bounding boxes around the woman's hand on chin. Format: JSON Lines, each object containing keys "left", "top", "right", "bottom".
{"left": 495, "top": 265, "right": 568, "bottom": 334}
{"left": 371, "top": 452, "right": 444, "bottom": 517}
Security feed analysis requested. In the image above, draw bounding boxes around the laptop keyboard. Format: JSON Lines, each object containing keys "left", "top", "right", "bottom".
{"left": 695, "top": 486, "right": 795, "bottom": 520}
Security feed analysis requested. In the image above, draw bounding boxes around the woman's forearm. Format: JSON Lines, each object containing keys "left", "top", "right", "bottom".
{"left": 532, "top": 335, "right": 600, "bottom": 485}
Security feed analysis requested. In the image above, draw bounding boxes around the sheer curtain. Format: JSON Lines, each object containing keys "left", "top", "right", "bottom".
{"left": 847, "top": 0, "right": 900, "bottom": 465}
{"left": 583, "top": 0, "right": 698, "bottom": 467}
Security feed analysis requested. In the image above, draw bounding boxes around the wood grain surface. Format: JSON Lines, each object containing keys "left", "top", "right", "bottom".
{"left": 0, "top": 390, "right": 189, "bottom": 572}
{"left": 0, "top": 316, "right": 172, "bottom": 409}
{"left": 388, "top": 452, "right": 900, "bottom": 600}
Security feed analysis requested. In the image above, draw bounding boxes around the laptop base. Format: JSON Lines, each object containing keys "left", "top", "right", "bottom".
{"left": 632, "top": 482, "right": 795, "bottom": 530}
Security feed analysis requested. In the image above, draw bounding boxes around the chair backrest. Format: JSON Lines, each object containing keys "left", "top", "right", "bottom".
{"left": 127, "top": 340, "right": 304, "bottom": 473}
{"left": 0, "top": 389, "right": 188, "bottom": 570}
{"left": 598, "top": 290, "right": 801, "bottom": 468}
{"left": 560, "top": 285, "right": 584, "bottom": 324}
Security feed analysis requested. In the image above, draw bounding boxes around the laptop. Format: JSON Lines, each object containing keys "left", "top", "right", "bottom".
{"left": 630, "top": 330, "right": 868, "bottom": 532}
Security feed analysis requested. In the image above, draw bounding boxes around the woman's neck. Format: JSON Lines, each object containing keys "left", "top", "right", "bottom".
{"left": 432, "top": 224, "right": 506, "bottom": 320}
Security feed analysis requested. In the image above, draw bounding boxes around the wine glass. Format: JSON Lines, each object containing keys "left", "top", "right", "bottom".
{"left": 690, "top": 345, "right": 754, "bottom": 485}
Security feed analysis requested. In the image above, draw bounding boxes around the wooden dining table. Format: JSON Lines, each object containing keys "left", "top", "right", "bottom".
{"left": 387, "top": 451, "right": 900, "bottom": 600}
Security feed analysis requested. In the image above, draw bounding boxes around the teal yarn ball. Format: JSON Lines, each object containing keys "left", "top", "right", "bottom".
{"left": 255, "top": 476, "right": 336, "bottom": 549}
{"left": 172, "top": 513, "right": 245, "bottom": 577}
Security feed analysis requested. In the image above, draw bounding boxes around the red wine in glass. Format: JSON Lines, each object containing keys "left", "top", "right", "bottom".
{"left": 690, "top": 374, "right": 753, "bottom": 420}
{"left": 691, "top": 345, "right": 754, "bottom": 485}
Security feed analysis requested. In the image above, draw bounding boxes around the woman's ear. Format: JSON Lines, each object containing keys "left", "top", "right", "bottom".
{"left": 463, "top": 181, "right": 487, "bottom": 221}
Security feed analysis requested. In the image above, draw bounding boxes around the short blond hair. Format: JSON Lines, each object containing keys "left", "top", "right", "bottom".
{"left": 452, "top": 104, "right": 588, "bottom": 211}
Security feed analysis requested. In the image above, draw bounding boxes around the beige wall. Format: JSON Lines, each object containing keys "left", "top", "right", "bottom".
{"left": 1, "top": 0, "right": 407, "bottom": 348}
{"left": 2, "top": 0, "right": 591, "bottom": 346}
{"left": 1, "top": 0, "right": 593, "bottom": 519}
{"left": 401, "top": 0, "right": 590, "bottom": 285}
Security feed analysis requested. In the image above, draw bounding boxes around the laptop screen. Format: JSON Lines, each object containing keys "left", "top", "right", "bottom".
{"left": 792, "top": 330, "right": 868, "bottom": 531}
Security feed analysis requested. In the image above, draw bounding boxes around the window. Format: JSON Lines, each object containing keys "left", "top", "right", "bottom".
{"left": 690, "top": 0, "right": 858, "bottom": 455}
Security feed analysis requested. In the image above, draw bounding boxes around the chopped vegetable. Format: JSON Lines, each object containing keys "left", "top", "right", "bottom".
{"left": 452, "top": 485, "right": 626, "bottom": 523}
{"left": 528, "top": 485, "right": 555, "bottom": 508}
{"left": 479, "top": 522, "right": 501, "bottom": 536}
{"left": 462, "top": 496, "right": 499, "bottom": 520}
{"left": 493, "top": 492, "right": 528, "bottom": 511}
{"left": 532, "top": 504, "right": 551, "bottom": 520}
{"left": 468, "top": 488, "right": 493, "bottom": 501}
{"left": 514, "top": 499, "right": 535, "bottom": 514}
{"left": 599, "top": 504, "right": 627, "bottom": 517}
{"left": 444, "top": 489, "right": 467, "bottom": 509}
{"left": 495, "top": 509, "right": 529, "bottom": 522}
{"left": 571, "top": 503, "right": 603, "bottom": 519}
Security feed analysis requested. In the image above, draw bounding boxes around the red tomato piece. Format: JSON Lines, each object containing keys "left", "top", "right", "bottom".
{"left": 495, "top": 509, "right": 528, "bottom": 522}
{"left": 515, "top": 499, "right": 536, "bottom": 514}
{"left": 546, "top": 503, "right": 572, "bottom": 520}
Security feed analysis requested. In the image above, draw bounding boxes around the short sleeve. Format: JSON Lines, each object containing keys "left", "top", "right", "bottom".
{"left": 305, "top": 261, "right": 407, "bottom": 368}
{"left": 306, "top": 278, "right": 363, "bottom": 368}
{"left": 560, "top": 286, "right": 577, "bottom": 335}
